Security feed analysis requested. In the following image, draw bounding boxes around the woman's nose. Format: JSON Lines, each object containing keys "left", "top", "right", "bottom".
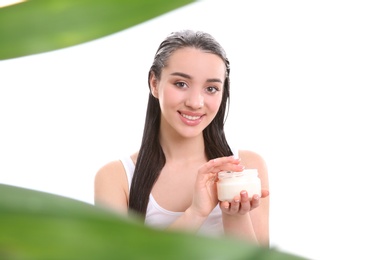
{"left": 185, "top": 92, "right": 204, "bottom": 109}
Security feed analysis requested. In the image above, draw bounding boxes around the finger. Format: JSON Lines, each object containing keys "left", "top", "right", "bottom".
{"left": 229, "top": 196, "right": 240, "bottom": 213}
{"left": 239, "top": 191, "right": 250, "bottom": 214}
{"left": 198, "top": 156, "right": 242, "bottom": 174}
{"left": 220, "top": 201, "right": 230, "bottom": 212}
{"left": 206, "top": 156, "right": 244, "bottom": 174}
{"left": 261, "top": 190, "right": 270, "bottom": 198}
{"left": 251, "top": 194, "right": 261, "bottom": 209}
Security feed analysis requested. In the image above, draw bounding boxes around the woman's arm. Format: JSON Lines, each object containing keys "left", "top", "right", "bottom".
{"left": 94, "top": 160, "right": 129, "bottom": 214}
{"left": 221, "top": 150, "right": 270, "bottom": 247}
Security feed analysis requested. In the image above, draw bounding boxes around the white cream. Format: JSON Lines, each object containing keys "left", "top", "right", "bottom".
{"left": 217, "top": 169, "right": 261, "bottom": 202}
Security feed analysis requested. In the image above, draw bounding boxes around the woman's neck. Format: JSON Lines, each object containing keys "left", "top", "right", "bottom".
{"left": 159, "top": 131, "right": 206, "bottom": 163}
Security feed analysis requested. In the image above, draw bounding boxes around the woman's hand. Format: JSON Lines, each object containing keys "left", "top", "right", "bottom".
{"left": 191, "top": 156, "right": 245, "bottom": 218}
{"left": 220, "top": 190, "right": 270, "bottom": 215}
{"left": 168, "top": 156, "right": 245, "bottom": 232}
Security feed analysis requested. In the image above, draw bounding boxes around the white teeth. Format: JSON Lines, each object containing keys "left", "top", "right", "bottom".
{"left": 181, "top": 113, "right": 201, "bottom": 120}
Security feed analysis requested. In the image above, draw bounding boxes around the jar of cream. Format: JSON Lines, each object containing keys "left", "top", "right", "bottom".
{"left": 217, "top": 169, "right": 261, "bottom": 202}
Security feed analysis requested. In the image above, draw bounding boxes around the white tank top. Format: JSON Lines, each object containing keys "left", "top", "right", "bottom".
{"left": 120, "top": 149, "right": 238, "bottom": 236}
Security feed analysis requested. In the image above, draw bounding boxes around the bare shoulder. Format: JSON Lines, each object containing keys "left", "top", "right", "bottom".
{"left": 94, "top": 160, "right": 129, "bottom": 213}
{"left": 238, "top": 150, "right": 269, "bottom": 189}
{"left": 238, "top": 149, "right": 267, "bottom": 170}
{"left": 95, "top": 160, "right": 127, "bottom": 182}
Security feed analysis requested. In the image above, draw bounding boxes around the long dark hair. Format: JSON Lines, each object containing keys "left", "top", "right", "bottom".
{"left": 129, "top": 30, "right": 233, "bottom": 218}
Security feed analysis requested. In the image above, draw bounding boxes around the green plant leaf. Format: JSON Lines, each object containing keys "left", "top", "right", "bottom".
{"left": 0, "top": 184, "right": 307, "bottom": 259}
{"left": 0, "top": 0, "right": 194, "bottom": 60}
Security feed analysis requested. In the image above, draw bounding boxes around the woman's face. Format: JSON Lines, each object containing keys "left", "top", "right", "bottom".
{"left": 151, "top": 47, "right": 226, "bottom": 139}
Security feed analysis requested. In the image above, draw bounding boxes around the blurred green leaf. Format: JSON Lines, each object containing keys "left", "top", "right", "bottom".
{"left": 0, "top": 0, "right": 194, "bottom": 60}
{"left": 0, "top": 184, "right": 307, "bottom": 259}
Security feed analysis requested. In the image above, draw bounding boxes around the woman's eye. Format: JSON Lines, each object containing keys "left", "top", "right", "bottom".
{"left": 206, "top": 86, "right": 219, "bottom": 94}
{"left": 175, "top": 82, "right": 187, "bottom": 88}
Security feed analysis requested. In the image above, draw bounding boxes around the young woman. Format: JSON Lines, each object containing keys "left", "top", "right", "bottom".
{"left": 94, "top": 30, "right": 270, "bottom": 246}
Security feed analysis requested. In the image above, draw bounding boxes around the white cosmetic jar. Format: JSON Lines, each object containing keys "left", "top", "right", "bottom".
{"left": 217, "top": 169, "right": 261, "bottom": 202}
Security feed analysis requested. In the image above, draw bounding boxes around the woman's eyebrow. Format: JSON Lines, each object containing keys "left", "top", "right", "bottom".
{"left": 171, "top": 72, "right": 222, "bottom": 83}
{"left": 206, "top": 78, "right": 223, "bottom": 83}
{"left": 170, "top": 72, "right": 191, "bottom": 79}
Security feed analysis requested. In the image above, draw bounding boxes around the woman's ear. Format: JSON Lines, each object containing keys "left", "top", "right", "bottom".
{"left": 149, "top": 73, "right": 159, "bottom": 98}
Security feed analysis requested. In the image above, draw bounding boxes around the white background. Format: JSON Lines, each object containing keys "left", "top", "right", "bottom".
{"left": 1, "top": 0, "right": 389, "bottom": 259}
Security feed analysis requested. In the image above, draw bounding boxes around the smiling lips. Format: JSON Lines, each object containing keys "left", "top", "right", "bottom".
{"left": 179, "top": 111, "right": 204, "bottom": 126}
